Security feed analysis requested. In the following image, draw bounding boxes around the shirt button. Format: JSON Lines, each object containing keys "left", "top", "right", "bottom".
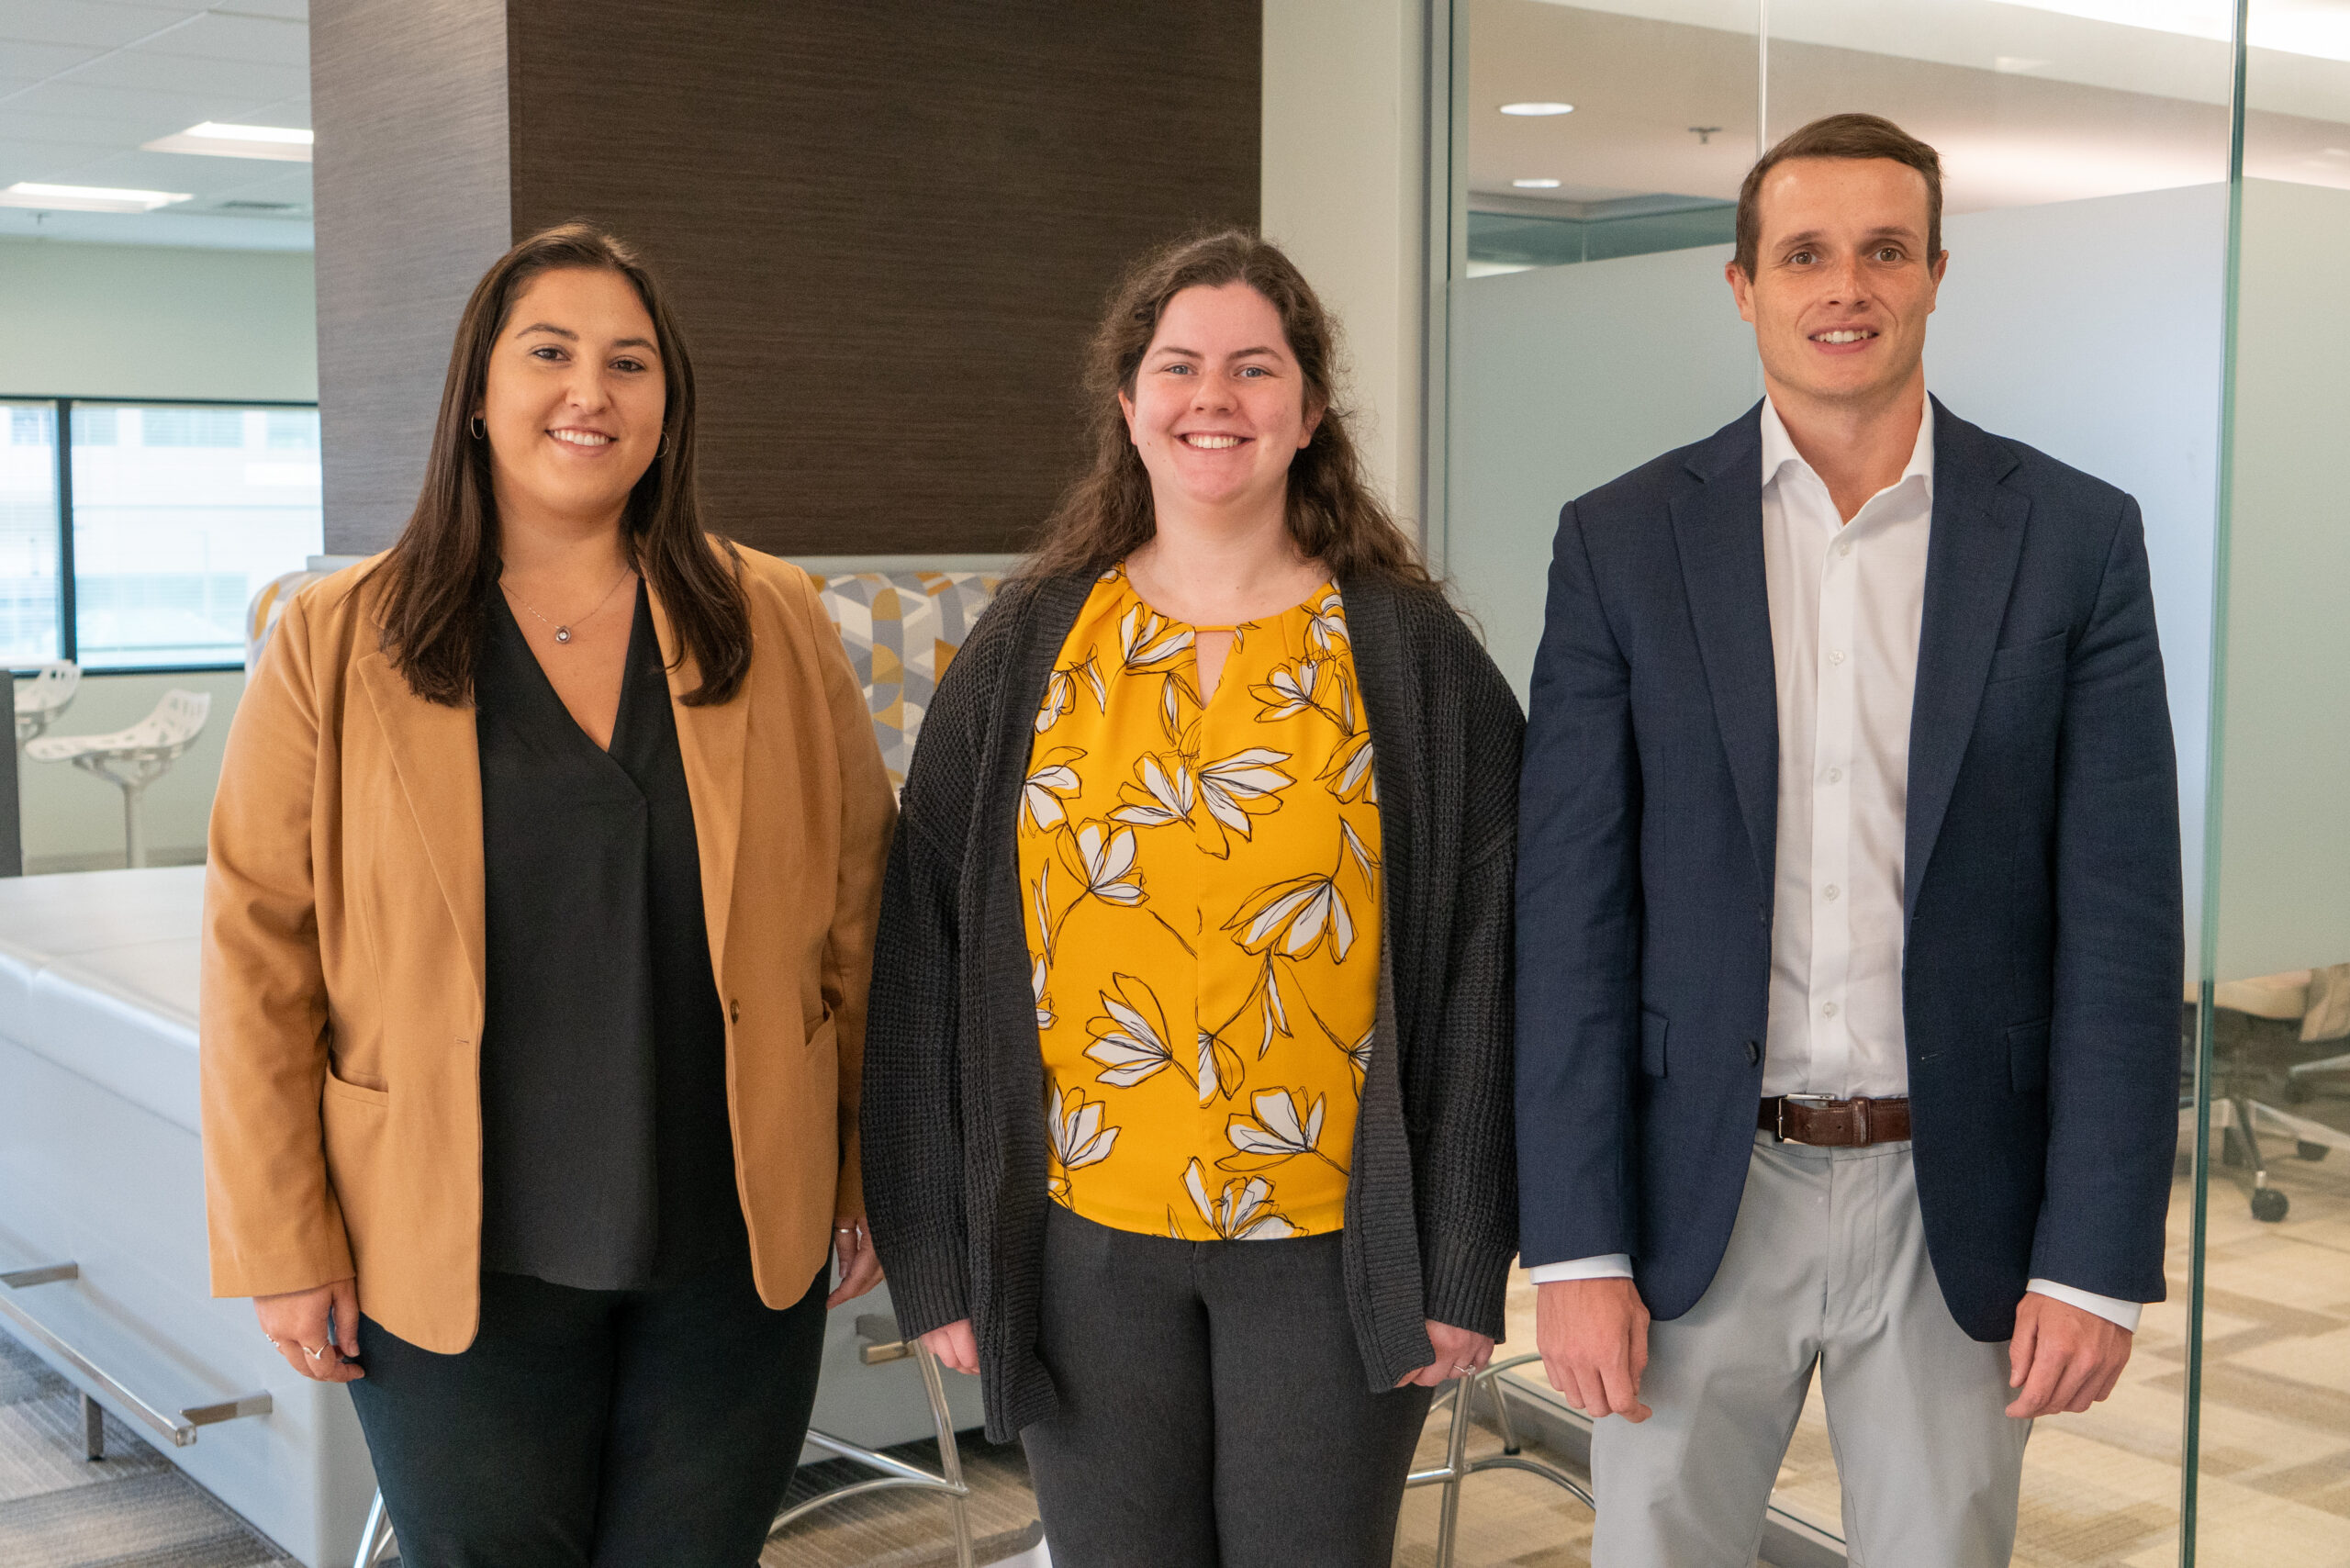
{"left": 1823, "top": 1002, "right": 1840, "bottom": 1017}
{"left": 1829, "top": 650, "right": 1847, "bottom": 666}
{"left": 1837, "top": 540, "right": 1853, "bottom": 557}
{"left": 1823, "top": 884, "right": 1841, "bottom": 902}
{"left": 1825, "top": 767, "right": 1843, "bottom": 784}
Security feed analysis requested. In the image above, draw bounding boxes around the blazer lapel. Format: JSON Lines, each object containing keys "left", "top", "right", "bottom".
{"left": 1670, "top": 407, "right": 1781, "bottom": 895}
{"left": 353, "top": 651, "right": 487, "bottom": 998}
{"left": 1904, "top": 401, "right": 2029, "bottom": 926}
{"left": 649, "top": 586, "right": 750, "bottom": 982}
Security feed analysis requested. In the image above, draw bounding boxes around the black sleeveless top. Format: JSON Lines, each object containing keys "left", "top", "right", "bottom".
{"left": 473, "top": 583, "right": 743, "bottom": 1290}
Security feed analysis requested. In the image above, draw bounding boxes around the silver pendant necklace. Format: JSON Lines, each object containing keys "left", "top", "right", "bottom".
{"left": 502, "top": 566, "right": 633, "bottom": 644}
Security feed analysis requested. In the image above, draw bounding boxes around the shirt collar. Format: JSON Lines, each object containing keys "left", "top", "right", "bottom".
{"left": 1760, "top": 390, "right": 1936, "bottom": 507}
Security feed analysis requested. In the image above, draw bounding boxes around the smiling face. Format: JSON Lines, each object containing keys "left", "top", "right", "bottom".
{"left": 1728, "top": 156, "right": 1946, "bottom": 415}
{"left": 1118, "top": 281, "right": 1321, "bottom": 521}
{"left": 476, "top": 265, "right": 666, "bottom": 530}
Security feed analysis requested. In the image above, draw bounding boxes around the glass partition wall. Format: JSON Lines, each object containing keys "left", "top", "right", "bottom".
{"left": 1436, "top": 3, "right": 2350, "bottom": 1563}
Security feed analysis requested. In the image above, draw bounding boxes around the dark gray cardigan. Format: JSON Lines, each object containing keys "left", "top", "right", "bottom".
{"left": 861, "top": 569, "right": 1522, "bottom": 1441}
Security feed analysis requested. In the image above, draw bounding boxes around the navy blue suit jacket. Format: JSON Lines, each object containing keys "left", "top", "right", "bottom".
{"left": 1514, "top": 399, "right": 2182, "bottom": 1341}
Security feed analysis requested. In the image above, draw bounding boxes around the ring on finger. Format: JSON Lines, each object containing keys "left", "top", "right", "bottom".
{"left": 301, "top": 1344, "right": 326, "bottom": 1361}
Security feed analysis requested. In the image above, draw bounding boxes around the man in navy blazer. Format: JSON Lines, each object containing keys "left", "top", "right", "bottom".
{"left": 1516, "top": 115, "right": 2181, "bottom": 1567}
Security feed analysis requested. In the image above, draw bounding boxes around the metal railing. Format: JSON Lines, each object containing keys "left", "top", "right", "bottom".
{"left": 0, "top": 1261, "right": 273, "bottom": 1454}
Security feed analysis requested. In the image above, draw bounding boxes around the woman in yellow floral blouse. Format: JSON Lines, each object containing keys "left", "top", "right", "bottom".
{"left": 864, "top": 231, "right": 1524, "bottom": 1568}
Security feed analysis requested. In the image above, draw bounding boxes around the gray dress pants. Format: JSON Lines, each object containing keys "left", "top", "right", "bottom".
{"left": 1592, "top": 1131, "right": 2031, "bottom": 1568}
{"left": 1021, "top": 1204, "right": 1435, "bottom": 1568}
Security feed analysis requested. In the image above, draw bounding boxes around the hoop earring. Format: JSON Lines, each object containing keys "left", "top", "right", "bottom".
{"left": 656, "top": 432, "right": 669, "bottom": 459}
{"left": 468, "top": 415, "right": 486, "bottom": 440}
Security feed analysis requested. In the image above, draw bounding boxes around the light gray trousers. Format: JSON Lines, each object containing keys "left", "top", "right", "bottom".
{"left": 1592, "top": 1131, "right": 2032, "bottom": 1568}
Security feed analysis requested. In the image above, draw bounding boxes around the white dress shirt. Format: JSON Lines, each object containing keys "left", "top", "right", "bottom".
{"left": 1530, "top": 393, "right": 2140, "bottom": 1333}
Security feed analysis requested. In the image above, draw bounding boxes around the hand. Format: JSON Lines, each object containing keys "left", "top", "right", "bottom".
{"left": 2007, "top": 1293, "right": 2132, "bottom": 1417}
{"left": 920, "top": 1318, "right": 979, "bottom": 1375}
{"left": 253, "top": 1279, "right": 364, "bottom": 1383}
{"left": 1536, "top": 1276, "right": 1651, "bottom": 1422}
{"left": 1397, "top": 1320, "right": 1497, "bottom": 1388}
{"left": 826, "top": 1217, "right": 883, "bottom": 1308}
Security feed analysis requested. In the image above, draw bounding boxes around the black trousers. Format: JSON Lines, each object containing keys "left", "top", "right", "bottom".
{"left": 1022, "top": 1205, "right": 1435, "bottom": 1568}
{"left": 346, "top": 1253, "right": 828, "bottom": 1568}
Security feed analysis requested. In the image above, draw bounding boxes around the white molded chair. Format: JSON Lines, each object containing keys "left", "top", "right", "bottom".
{"left": 24, "top": 689, "right": 211, "bottom": 868}
{"left": 13, "top": 660, "right": 80, "bottom": 746}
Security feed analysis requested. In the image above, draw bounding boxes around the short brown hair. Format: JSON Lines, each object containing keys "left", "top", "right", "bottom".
{"left": 370, "top": 221, "right": 749, "bottom": 707}
{"left": 1023, "top": 229, "right": 1430, "bottom": 588}
{"left": 1734, "top": 113, "right": 1943, "bottom": 278}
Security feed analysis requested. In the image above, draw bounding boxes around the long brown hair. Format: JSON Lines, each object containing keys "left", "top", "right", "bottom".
{"left": 368, "top": 221, "right": 749, "bottom": 706}
{"left": 1024, "top": 230, "right": 1432, "bottom": 587}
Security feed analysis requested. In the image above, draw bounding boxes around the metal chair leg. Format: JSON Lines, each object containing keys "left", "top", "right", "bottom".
{"left": 774, "top": 1316, "right": 974, "bottom": 1566}
{"left": 1406, "top": 1353, "right": 1595, "bottom": 1568}
{"left": 81, "top": 1392, "right": 103, "bottom": 1461}
{"left": 352, "top": 1488, "right": 396, "bottom": 1568}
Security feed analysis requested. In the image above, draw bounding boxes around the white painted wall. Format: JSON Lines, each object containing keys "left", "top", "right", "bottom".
{"left": 4, "top": 238, "right": 317, "bottom": 870}
{"left": 1445, "top": 184, "right": 2229, "bottom": 935}
{"left": 1261, "top": 0, "right": 1430, "bottom": 530}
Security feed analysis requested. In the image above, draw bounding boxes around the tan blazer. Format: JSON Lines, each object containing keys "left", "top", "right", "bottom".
{"left": 201, "top": 543, "right": 894, "bottom": 1352}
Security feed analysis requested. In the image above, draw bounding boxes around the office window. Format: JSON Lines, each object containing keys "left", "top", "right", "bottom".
{"left": 1, "top": 401, "right": 61, "bottom": 667}
{"left": 0, "top": 399, "right": 323, "bottom": 673}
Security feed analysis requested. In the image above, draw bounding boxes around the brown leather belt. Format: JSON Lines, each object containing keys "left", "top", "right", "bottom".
{"left": 1759, "top": 1094, "right": 1911, "bottom": 1147}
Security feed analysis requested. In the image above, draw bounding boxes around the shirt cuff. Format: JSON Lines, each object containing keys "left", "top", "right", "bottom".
{"left": 1528, "top": 1253, "right": 1635, "bottom": 1284}
{"left": 2026, "top": 1279, "right": 2143, "bottom": 1333}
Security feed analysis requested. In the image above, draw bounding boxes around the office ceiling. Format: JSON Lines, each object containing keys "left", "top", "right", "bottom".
{"left": 0, "top": 0, "right": 312, "bottom": 249}
{"left": 1472, "top": 0, "right": 2350, "bottom": 213}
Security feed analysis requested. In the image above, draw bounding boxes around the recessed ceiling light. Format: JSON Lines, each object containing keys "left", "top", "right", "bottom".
{"left": 1513, "top": 178, "right": 1562, "bottom": 189}
{"left": 0, "top": 182, "right": 192, "bottom": 213}
{"left": 1501, "top": 102, "right": 1574, "bottom": 117}
{"left": 142, "top": 121, "right": 315, "bottom": 162}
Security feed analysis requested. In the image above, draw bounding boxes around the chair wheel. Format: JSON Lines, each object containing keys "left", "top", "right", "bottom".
{"left": 2297, "top": 1140, "right": 2328, "bottom": 1162}
{"left": 2251, "top": 1187, "right": 2290, "bottom": 1223}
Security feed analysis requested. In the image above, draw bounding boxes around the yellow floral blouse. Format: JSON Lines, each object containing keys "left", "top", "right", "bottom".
{"left": 1020, "top": 564, "right": 1382, "bottom": 1241}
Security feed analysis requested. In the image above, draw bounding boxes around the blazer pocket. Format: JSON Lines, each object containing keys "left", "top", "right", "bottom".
{"left": 2007, "top": 1017, "right": 2053, "bottom": 1094}
{"left": 1986, "top": 633, "right": 2066, "bottom": 685}
{"left": 1640, "top": 1008, "right": 1669, "bottom": 1078}
{"left": 321, "top": 1063, "right": 389, "bottom": 1109}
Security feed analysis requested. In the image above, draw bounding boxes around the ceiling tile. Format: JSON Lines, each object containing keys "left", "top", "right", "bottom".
{"left": 0, "top": 39, "right": 104, "bottom": 80}
{"left": 0, "top": 2, "right": 205, "bottom": 52}
{"left": 9, "top": 78, "right": 241, "bottom": 137}
{"left": 139, "top": 11, "right": 309, "bottom": 68}
{"left": 68, "top": 49, "right": 307, "bottom": 104}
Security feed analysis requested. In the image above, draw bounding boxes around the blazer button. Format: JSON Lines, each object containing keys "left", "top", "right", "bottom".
{"left": 1745, "top": 1039, "right": 1761, "bottom": 1065}
{"left": 729, "top": 1000, "right": 742, "bottom": 1025}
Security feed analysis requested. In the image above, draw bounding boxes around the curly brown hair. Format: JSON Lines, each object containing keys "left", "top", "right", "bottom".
{"left": 1023, "top": 229, "right": 1431, "bottom": 587}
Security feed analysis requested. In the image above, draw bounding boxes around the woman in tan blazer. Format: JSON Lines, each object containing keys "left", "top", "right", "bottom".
{"left": 202, "top": 222, "right": 894, "bottom": 1566}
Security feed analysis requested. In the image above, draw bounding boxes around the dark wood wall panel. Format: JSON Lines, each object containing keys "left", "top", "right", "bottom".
{"left": 312, "top": 0, "right": 514, "bottom": 555}
{"left": 507, "top": 1, "right": 1260, "bottom": 556}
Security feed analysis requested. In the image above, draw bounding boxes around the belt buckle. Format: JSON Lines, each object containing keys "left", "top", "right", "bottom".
{"left": 1778, "top": 1092, "right": 1833, "bottom": 1143}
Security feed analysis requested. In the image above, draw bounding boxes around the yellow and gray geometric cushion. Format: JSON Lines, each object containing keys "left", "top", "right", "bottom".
{"left": 811, "top": 570, "right": 1002, "bottom": 790}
